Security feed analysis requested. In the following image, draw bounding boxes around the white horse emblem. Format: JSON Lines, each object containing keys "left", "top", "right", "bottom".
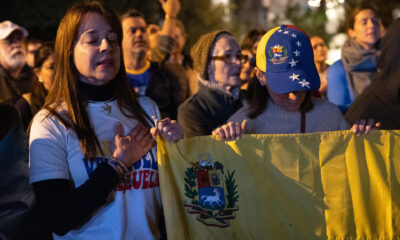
{"left": 201, "top": 188, "right": 224, "bottom": 207}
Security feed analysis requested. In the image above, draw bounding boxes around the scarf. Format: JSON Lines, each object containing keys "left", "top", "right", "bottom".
{"left": 341, "top": 38, "right": 379, "bottom": 99}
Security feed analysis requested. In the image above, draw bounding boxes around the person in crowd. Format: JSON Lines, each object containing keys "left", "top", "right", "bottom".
{"left": 25, "top": 38, "right": 43, "bottom": 68}
{"left": 345, "top": 18, "right": 400, "bottom": 129}
{"left": 121, "top": 1, "right": 186, "bottom": 120}
{"left": 239, "top": 49, "right": 254, "bottom": 90}
{"left": 0, "top": 103, "right": 52, "bottom": 240}
{"left": 239, "top": 29, "right": 265, "bottom": 90}
{"left": 177, "top": 30, "right": 247, "bottom": 137}
{"left": 327, "top": 5, "right": 381, "bottom": 113}
{"left": 29, "top": 2, "right": 183, "bottom": 239}
{"left": 212, "top": 25, "right": 378, "bottom": 139}
{"left": 241, "top": 28, "right": 266, "bottom": 56}
{"left": 310, "top": 36, "right": 329, "bottom": 97}
{"left": 147, "top": 23, "right": 161, "bottom": 50}
{"left": 23, "top": 42, "right": 54, "bottom": 116}
{"left": 0, "top": 20, "right": 34, "bottom": 128}
{"left": 212, "top": 25, "right": 349, "bottom": 137}
{"left": 167, "top": 19, "right": 193, "bottom": 98}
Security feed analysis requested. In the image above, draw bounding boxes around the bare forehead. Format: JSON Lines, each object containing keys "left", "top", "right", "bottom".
{"left": 310, "top": 36, "right": 324, "bottom": 45}
{"left": 355, "top": 9, "right": 378, "bottom": 21}
{"left": 78, "top": 12, "right": 112, "bottom": 34}
{"left": 212, "top": 35, "right": 240, "bottom": 54}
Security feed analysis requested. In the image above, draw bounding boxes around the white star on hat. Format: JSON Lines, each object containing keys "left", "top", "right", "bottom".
{"left": 293, "top": 50, "right": 300, "bottom": 57}
{"left": 291, "top": 33, "right": 297, "bottom": 38}
{"left": 289, "top": 59, "right": 298, "bottom": 67}
{"left": 298, "top": 79, "right": 310, "bottom": 88}
{"left": 296, "top": 41, "right": 302, "bottom": 47}
{"left": 289, "top": 73, "right": 300, "bottom": 81}
{"left": 284, "top": 30, "right": 289, "bottom": 34}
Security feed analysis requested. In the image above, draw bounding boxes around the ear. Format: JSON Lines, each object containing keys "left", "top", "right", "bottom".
{"left": 33, "top": 68, "right": 40, "bottom": 78}
{"left": 348, "top": 28, "right": 355, "bottom": 38}
{"left": 254, "top": 67, "right": 267, "bottom": 86}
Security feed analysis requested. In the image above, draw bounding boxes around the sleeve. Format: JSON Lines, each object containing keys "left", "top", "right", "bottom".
{"left": 327, "top": 60, "right": 353, "bottom": 113}
{"left": 29, "top": 111, "right": 120, "bottom": 235}
{"left": 177, "top": 103, "right": 210, "bottom": 137}
{"left": 29, "top": 111, "right": 70, "bottom": 183}
{"left": 32, "top": 163, "right": 119, "bottom": 236}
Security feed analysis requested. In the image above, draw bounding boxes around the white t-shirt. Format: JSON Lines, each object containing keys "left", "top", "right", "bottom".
{"left": 29, "top": 97, "right": 162, "bottom": 240}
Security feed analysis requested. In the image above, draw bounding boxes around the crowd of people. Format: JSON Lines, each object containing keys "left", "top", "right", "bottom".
{"left": 0, "top": 0, "right": 398, "bottom": 239}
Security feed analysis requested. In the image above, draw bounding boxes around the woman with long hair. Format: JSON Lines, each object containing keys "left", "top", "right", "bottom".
{"left": 23, "top": 42, "right": 54, "bottom": 115}
{"left": 29, "top": 2, "right": 182, "bottom": 239}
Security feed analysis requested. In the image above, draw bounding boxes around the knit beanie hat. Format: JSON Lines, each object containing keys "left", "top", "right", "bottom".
{"left": 190, "top": 30, "right": 231, "bottom": 80}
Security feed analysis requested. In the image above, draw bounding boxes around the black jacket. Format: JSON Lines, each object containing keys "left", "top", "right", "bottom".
{"left": 145, "top": 62, "right": 185, "bottom": 120}
{"left": 178, "top": 81, "right": 243, "bottom": 138}
{"left": 0, "top": 65, "right": 33, "bottom": 129}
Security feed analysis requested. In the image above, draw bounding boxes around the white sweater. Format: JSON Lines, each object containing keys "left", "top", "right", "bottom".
{"left": 228, "top": 98, "right": 349, "bottom": 134}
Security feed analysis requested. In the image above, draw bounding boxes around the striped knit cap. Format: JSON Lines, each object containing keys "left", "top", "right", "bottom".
{"left": 190, "top": 30, "right": 231, "bottom": 80}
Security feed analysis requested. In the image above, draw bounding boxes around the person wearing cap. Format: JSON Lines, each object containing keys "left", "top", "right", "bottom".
{"left": 0, "top": 20, "right": 34, "bottom": 129}
{"left": 177, "top": 30, "right": 248, "bottom": 137}
{"left": 212, "top": 25, "right": 380, "bottom": 139}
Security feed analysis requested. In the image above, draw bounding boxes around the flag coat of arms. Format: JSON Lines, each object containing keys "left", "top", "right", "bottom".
{"left": 157, "top": 130, "right": 400, "bottom": 239}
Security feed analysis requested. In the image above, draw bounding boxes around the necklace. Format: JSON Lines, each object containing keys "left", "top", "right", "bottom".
{"left": 101, "top": 102, "right": 112, "bottom": 114}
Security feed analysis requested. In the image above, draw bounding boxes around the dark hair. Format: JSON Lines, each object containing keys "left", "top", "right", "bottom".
{"left": 26, "top": 37, "right": 42, "bottom": 46}
{"left": 30, "top": 42, "right": 54, "bottom": 115}
{"left": 44, "top": 1, "right": 151, "bottom": 157}
{"left": 241, "top": 28, "right": 266, "bottom": 51}
{"left": 120, "top": 8, "right": 145, "bottom": 21}
{"left": 346, "top": 4, "right": 378, "bottom": 30}
{"left": 246, "top": 71, "right": 313, "bottom": 119}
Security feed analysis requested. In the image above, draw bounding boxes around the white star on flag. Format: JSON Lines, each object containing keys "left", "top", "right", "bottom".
{"left": 289, "top": 73, "right": 300, "bottom": 81}
{"left": 274, "top": 44, "right": 281, "bottom": 48}
{"left": 289, "top": 59, "right": 298, "bottom": 67}
{"left": 296, "top": 41, "right": 302, "bottom": 47}
{"left": 291, "top": 33, "right": 297, "bottom": 38}
{"left": 278, "top": 29, "right": 283, "bottom": 32}
{"left": 293, "top": 50, "right": 300, "bottom": 57}
{"left": 284, "top": 30, "right": 289, "bottom": 34}
{"left": 298, "top": 79, "right": 310, "bottom": 88}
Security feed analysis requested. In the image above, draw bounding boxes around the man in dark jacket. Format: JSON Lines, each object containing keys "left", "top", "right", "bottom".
{"left": 177, "top": 30, "right": 246, "bottom": 137}
{"left": 121, "top": 1, "right": 185, "bottom": 120}
{"left": 0, "top": 21, "right": 34, "bottom": 129}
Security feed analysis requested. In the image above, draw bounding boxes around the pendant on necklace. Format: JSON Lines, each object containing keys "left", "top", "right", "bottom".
{"left": 101, "top": 102, "right": 112, "bottom": 114}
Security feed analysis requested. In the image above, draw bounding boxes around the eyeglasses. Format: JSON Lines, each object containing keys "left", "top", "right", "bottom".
{"left": 210, "top": 54, "right": 249, "bottom": 64}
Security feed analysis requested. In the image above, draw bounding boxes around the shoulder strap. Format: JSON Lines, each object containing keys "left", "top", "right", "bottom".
{"left": 300, "top": 111, "right": 306, "bottom": 133}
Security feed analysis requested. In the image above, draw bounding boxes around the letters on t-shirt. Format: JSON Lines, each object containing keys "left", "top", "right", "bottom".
{"left": 83, "top": 149, "right": 159, "bottom": 192}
